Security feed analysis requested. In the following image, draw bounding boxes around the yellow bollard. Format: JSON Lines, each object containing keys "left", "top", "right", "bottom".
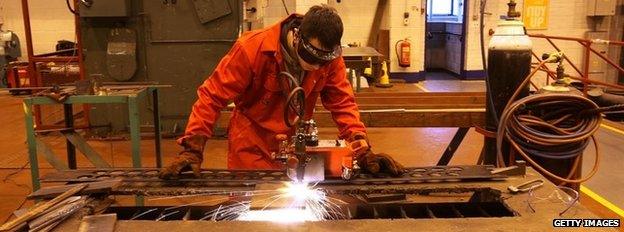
{"left": 363, "top": 57, "right": 373, "bottom": 77}
{"left": 375, "top": 61, "right": 393, "bottom": 88}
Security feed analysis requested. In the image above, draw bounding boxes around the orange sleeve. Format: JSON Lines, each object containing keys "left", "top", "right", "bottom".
{"left": 180, "top": 41, "right": 253, "bottom": 144}
{"left": 320, "top": 57, "right": 367, "bottom": 141}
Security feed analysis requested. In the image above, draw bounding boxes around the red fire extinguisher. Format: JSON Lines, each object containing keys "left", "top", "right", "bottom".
{"left": 395, "top": 38, "right": 411, "bottom": 67}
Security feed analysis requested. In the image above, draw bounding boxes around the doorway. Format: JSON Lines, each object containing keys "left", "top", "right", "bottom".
{"left": 424, "top": 0, "right": 471, "bottom": 89}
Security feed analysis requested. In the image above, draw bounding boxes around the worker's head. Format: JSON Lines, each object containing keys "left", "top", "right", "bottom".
{"left": 295, "top": 5, "right": 343, "bottom": 71}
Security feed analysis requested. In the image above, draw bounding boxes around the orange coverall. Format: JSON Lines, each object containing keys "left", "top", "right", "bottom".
{"left": 181, "top": 14, "right": 366, "bottom": 170}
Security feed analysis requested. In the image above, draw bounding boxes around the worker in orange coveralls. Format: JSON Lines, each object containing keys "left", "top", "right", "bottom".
{"left": 159, "top": 5, "right": 404, "bottom": 179}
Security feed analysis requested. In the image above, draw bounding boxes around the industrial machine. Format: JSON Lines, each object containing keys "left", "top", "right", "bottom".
{"left": 0, "top": 27, "right": 21, "bottom": 88}
{"left": 76, "top": 0, "right": 242, "bottom": 135}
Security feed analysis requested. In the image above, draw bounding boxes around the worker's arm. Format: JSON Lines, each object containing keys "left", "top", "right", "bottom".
{"left": 182, "top": 41, "right": 253, "bottom": 142}
{"left": 320, "top": 57, "right": 367, "bottom": 141}
{"left": 321, "top": 58, "right": 404, "bottom": 176}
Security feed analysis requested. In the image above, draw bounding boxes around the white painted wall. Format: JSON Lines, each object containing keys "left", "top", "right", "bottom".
{"left": 327, "top": 0, "right": 380, "bottom": 46}
{"left": 264, "top": 0, "right": 296, "bottom": 27}
{"left": 0, "top": 0, "right": 76, "bottom": 59}
{"left": 465, "top": 0, "right": 613, "bottom": 85}
{"left": 1, "top": 0, "right": 620, "bottom": 83}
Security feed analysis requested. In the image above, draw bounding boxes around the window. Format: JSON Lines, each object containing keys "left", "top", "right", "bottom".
{"left": 427, "top": 0, "right": 464, "bottom": 22}
{"left": 430, "top": 0, "right": 454, "bottom": 15}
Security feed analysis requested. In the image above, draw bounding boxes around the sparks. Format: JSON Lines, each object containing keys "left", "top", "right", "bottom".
{"left": 280, "top": 182, "right": 325, "bottom": 203}
{"left": 236, "top": 182, "right": 342, "bottom": 223}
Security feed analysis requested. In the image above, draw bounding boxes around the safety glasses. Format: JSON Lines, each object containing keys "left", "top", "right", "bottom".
{"left": 296, "top": 35, "right": 342, "bottom": 66}
{"left": 526, "top": 186, "right": 579, "bottom": 216}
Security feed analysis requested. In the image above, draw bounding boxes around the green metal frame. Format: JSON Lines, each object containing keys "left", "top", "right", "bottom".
{"left": 23, "top": 88, "right": 162, "bottom": 196}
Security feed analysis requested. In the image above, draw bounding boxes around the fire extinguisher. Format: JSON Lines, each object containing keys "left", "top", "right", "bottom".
{"left": 395, "top": 38, "right": 411, "bottom": 67}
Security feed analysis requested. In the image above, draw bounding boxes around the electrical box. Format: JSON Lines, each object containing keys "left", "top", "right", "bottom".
{"left": 584, "top": 31, "right": 608, "bottom": 83}
{"left": 79, "top": 0, "right": 131, "bottom": 18}
{"left": 586, "top": 0, "right": 617, "bottom": 16}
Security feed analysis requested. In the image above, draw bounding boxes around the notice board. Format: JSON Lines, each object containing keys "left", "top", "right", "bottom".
{"left": 523, "top": 0, "right": 550, "bottom": 30}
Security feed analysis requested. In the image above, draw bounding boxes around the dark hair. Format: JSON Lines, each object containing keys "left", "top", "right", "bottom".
{"left": 300, "top": 5, "right": 343, "bottom": 49}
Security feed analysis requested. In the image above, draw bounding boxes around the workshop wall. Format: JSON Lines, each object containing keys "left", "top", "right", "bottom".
{"left": 2, "top": 0, "right": 621, "bottom": 85}
{"left": 284, "top": 0, "right": 425, "bottom": 80}
{"left": 263, "top": 0, "right": 295, "bottom": 27}
{"left": 327, "top": 0, "right": 390, "bottom": 51}
{"left": 466, "top": 0, "right": 621, "bottom": 85}
{"left": 386, "top": 0, "right": 425, "bottom": 80}
{"left": 258, "top": 0, "right": 426, "bottom": 81}
{"left": 0, "top": 0, "right": 75, "bottom": 58}
{"left": 311, "top": 0, "right": 618, "bottom": 84}
{"left": 251, "top": 0, "right": 384, "bottom": 48}
{"left": 295, "top": 0, "right": 328, "bottom": 13}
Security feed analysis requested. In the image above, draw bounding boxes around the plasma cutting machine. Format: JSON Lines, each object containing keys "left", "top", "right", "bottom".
{"left": 269, "top": 71, "right": 369, "bottom": 183}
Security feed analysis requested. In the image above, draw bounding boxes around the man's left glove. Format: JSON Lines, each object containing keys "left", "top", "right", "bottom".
{"left": 159, "top": 135, "right": 208, "bottom": 179}
{"left": 348, "top": 132, "right": 405, "bottom": 176}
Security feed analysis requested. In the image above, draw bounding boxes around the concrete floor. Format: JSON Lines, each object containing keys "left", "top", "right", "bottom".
{"left": 419, "top": 72, "right": 486, "bottom": 92}
{"left": 0, "top": 75, "right": 622, "bottom": 225}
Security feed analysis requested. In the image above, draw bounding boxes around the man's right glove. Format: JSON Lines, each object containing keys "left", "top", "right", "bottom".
{"left": 159, "top": 135, "right": 207, "bottom": 179}
{"left": 357, "top": 151, "right": 405, "bottom": 176}
{"left": 348, "top": 132, "right": 405, "bottom": 177}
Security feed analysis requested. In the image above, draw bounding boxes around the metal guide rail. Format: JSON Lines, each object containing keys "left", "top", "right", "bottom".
{"left": 40, "top": 165, "right": 509, "bottom": 187}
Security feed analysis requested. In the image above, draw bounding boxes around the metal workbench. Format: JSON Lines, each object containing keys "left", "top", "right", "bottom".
{"left": 42, "top": 167, "right": 610, "bottom": 231}
{"left": 23, "top": 87, "right": 162, "bottom": 191}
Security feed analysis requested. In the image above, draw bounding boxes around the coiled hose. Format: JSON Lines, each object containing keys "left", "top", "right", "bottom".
{"left": 496, "top": 61, "right": 601, "bottom": 184}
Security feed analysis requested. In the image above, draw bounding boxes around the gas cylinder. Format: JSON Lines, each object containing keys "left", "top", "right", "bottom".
{"left": 483, "top": 17, "right": 532, "bottom": 165}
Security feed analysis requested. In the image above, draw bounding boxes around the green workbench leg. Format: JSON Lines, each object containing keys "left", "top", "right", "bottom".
{"left": 128, "top": 96, "right": 144, "bottom": 206}
{"left": 23, "top": 100, "right": 40, "bottom": 191}
{"left": 152, "top": 88, "right": 162, "bottom": 168}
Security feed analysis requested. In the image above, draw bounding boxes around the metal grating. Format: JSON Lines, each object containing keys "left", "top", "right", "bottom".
{"left": 347, "top": 202, "right": 516, "bottom": 219}
{"left": 40, "top": 165, "right": 507, "bottom": 186}
{"left": 104, "top": 201, "right": 516, "bottom": 221}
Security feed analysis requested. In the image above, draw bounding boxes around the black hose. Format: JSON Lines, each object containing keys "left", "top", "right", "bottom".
{"left": 278, "top": 71, "right": 299, "bottom": 90}
{"left": 66, "top": 0, "right": 78, "bottom": 15}
{"left": 278, "top": 72, "right": 304, "bottom": 127}
{"left": 284, "top": 87, "right": 305, "bottom": 127}
{"left": 479, "top": 0, "right": 499, "bottom": 124}
{"left": 281, "top": 0, "right": 290, "bottom": 15}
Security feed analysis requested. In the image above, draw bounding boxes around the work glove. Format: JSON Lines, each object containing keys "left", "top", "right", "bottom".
{"left": 348, "top": 132, "right": 405, "bottom": 177}
{"left": 357, "top": 151, "right": 405, "bottom": 176}
{"left": 158, "top": 135, "right": 208, "bottom": 179}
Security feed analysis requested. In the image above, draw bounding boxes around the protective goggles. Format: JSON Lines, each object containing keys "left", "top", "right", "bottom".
{"left": 296, "top": 35, "right": 342, "bottom": 66}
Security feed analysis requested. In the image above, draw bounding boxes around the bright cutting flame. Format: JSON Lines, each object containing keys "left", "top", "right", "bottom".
{"left": 236, "top": 182, "right": 342, "bottom": 223}
{"left": 280, "top": 182, "right": 325, "bottom": 203}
